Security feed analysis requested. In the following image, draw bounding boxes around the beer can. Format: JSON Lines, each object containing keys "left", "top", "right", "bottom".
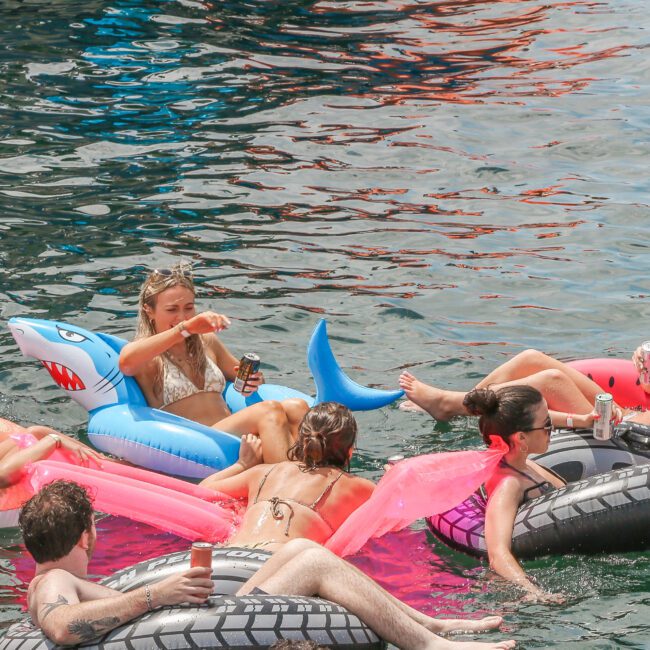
{"left": 593, "top": 393, "right": 613, "bottom": 441}
{"left": 640, "top": 341, "right": 650, "bottom": 385}
{"left": 387, "top": 454, "right": 405, "bottom": 465}
{"left": 190, "top": 542, "right": 213, "bottom": 569}
{"left": 233, "top": 353, "right": 260, "bottom": 393}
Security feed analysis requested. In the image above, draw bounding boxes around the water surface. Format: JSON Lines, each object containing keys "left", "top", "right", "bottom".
{"left": 0, "top": 0, "right": 649, "bottom": 646}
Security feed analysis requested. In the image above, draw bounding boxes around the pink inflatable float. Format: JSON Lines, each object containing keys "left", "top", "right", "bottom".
{"left": 568, "top": 358, "right": 650, "bottom": 410}
{"left": 0, "top": 419, "right": 240, "bottom": 540}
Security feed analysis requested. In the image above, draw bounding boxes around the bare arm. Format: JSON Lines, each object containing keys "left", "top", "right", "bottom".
{"left": 485, "top": 478, "right": 546, "bottom": 597}
{"left": 33, "top": 568, "right": 213, "bottom": 646}
{"left": 199, "top": 434, "right": 263, "bottom": 488}
{"left": 0, "top": 436, "right": 60, "bottom": 487}
{"left": 548, "top": 409, "right": 597, "bottom": 429}
{"left": 0, "top": 434, "right": 102, "bottom": 488}
{"left": 119, "top": 311, "right": 231, "bottom": 376}
{"left": 119, "top": 327, "right": 186, "bottom": 376}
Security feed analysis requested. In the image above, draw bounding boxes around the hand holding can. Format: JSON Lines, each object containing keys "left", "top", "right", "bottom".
{"left": 593, "top": 393, "right": 613, "bottom": 440}
{"left": 233, "top": 353, "right": 260, "bottom": 394}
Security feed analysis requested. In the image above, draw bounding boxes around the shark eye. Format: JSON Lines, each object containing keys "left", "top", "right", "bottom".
{"left": 57, "top": 327, "right": 88, "bottom": 343}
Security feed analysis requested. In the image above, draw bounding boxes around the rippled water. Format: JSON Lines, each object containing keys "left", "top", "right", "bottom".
{"left": 0, "top": 0, "right": 649, "bottom": 646}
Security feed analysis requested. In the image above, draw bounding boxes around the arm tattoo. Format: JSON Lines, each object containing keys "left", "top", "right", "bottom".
{"left": 68, "top": 617, "right": 121, "bottom": 642}
{"left": 40, "top": 594, "right": 69, "bottom": 620}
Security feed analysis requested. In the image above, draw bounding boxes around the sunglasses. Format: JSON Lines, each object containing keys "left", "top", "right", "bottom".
{"left": 522, "top": 417, "right": 553, "bottom": 435}
{"left": 151, "top": 263, "right": 193, "bottom": 280}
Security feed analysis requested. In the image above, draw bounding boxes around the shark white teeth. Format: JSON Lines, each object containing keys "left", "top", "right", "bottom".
{"left": 41, "top": 360, "right": 86, "bottom": 392}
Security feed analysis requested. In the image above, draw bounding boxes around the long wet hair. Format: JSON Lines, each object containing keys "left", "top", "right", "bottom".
{"left": 463, "top": 385, "right": 543, "bottom": 447}
{"left": 288, "top": 402, "right": 358, "bottom": 470}
{"left": 136, "top": 264, "right": 208, "bottom": 396}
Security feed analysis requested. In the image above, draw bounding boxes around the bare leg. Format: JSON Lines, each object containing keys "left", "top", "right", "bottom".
{"left": 280, "top": 398, "right": 310, "bottom": 440}
{"left": 238, "top": 540, "right": 515, "bottom": 649}
{"left": 399, "top": 371, "right": 468, "bottom": 421}
{"left": 214, "top": 401, "right": 293, "bottom": 463}
{"left": 476, "top": 350, "right": 603, "bottom": 405}
{"left": 399, "top": 349, "right": 606, "bottom": 421}
{"left": 489, "top": 369, "right": 593, "bottom": 413}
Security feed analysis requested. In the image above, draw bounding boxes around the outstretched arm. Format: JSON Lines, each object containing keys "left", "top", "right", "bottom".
{"left": 119, "top": 311, "right": 230, "bottom": 376}
{"left": 485, "top": 479, "right": 564, "bottom": 603}
{"left": 0, "top": 433, "right": 102, "bottom": 488}
{"left": 33, "top": 567, "right": 212, "bottom": 646}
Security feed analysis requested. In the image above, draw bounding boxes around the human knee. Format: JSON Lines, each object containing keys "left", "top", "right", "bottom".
{"left": 514, "top": 349, "right": 549, "bottom": 371}
{"left": 282, "top": 398, "right": 309, "bottom": 422}
{"left": 283, "top": 398, "right": 309, "bottom": 415}
{"left": 283, "top": 538, "right": 320, "bottom": 556}
{"left": 261, "top": 400, "right": 289, "bottom": 425}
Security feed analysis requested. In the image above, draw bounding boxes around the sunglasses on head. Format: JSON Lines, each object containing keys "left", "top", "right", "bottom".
{"left": 151, "top": 263, "right": 193, "bottom": 279}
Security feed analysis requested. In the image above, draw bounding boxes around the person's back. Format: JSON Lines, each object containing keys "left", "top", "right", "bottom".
{"left": 200, "top": 402, "right": 375, "bottom": 550}
{"left": 230, "top": 460, "right": 374, "bottom": 549}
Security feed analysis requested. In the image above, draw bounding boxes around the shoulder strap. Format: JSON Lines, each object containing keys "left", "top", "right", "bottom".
{"left": 311, "top": 470, "right": 346, "bottom": 509}
{"left": 253, "top": 465, "right": 278, "bottom": 504}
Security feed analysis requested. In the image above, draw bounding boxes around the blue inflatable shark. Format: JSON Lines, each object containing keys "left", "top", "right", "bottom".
{"left": 8, "top": 318, "right": 402, "bottom": 478}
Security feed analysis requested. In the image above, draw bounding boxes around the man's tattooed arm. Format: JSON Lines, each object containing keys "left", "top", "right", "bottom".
{"left": 40, "top": 594, "right": 69, "bottom": 620}
{"left": 67, "top": 617, "right": 121, "bottom": 643}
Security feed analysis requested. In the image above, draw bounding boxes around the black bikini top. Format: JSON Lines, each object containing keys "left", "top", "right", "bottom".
{"left": 498, "top": 459, "right": 565, "bottom": 502}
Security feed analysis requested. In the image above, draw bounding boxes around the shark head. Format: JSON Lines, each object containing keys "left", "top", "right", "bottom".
{"left": 8, "top": 317, "right": 145, "bottom": 412}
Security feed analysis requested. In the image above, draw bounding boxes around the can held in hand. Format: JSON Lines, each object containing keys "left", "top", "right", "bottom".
{"left": 640, "top": 341, "right": 650, "bottom": 385}
{"left": 233, "top": 353, "right": 260, "bottom": 393}
{"left": 190, "top": 542, "right": 213, "bottom": 569}
{"left": 593, "top": 393, "right": 613, "bottom": 441}
{"left": 387, "top": 454, "right": 405, "bottom": 465}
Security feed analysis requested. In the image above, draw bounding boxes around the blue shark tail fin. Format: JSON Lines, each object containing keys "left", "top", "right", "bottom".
{"left": 307, "top": 319, "right": 404, "bottom": 411}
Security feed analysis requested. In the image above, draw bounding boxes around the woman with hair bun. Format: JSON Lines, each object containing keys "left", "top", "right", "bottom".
{"left": 465, "top": 385, "right": 566, "bottom": 602}
{"left": 199, "top": 402, "right": 375, "bottom": 550}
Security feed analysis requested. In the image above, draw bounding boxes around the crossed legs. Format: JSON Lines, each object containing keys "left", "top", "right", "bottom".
{"left": 399, "top": 349, "right": 603, "bottom": 421}
{"left": 237, "top": 539, "right": 515, "bottom": 649}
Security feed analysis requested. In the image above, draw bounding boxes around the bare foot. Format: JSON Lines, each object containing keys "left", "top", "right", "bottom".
{"left": 398, "top": 371, "right": 467, "bottom": 421}
{"left": 436, "top": 616, "right": 503, "bottom": 636}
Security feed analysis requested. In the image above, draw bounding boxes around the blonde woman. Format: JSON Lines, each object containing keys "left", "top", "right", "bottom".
{"left": 119, "top": 265, "right": 309, "bottom": 463}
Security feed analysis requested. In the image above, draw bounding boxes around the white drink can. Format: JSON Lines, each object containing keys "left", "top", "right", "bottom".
{"left": 593, "top": 393, "right": 613, "bottom": 441}
{"left": 640, "top": 341, "right": 650, "bottom": 385}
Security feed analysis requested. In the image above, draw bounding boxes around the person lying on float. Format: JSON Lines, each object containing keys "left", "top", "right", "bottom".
{"left": 199, "top": 402, "right": 375, "bottom": 551}
{"left": 118, "top": 264, "right": 309, "bottom": 464}
{"left": 0, "top": 419, "right": 101, "bottom": 488}
{"left": 22, "top": 480, "right": 515, "bottom": 650}
{"left": 398, "top": 346, "right": 650, "bottom": 428}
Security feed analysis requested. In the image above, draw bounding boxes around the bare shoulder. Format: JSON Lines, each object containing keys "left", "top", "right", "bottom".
{"left": 29, "top": 569, "right": 80, "bottom": 621}
{"left": 33, "top": 568, "right": 78, "bottom": 593}
{"left": 487, "top": 474, "right": 524, "bottom": 503}
{"left": 336, "top": 473, "right": 375, "bottom": 504}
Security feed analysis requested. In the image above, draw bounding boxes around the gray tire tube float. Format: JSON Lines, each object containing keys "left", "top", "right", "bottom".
{"left": 532, "top": 423, "right": 650, "bottom": 483}
{"left": 0, "top": 547, "right": 385, "bottom": 650}
{"left": 428, "top": 461, "right": 650, "bottom": 559}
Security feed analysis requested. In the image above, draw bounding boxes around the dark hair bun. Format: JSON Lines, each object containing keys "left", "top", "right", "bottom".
{"left": 463, "top": 388, "right": 499, "bottom": 416}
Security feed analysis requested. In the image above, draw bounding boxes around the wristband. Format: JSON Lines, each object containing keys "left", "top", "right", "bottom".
{"left": 47, "top": 433, "right": 62, "bottom": 449}
{"left": 145, "top": 584, "right": 153, "bottom": 611}
{"left": 566, "top": 414, "right": 574, "bottom": 428}
{"left": 177, "top": 321, "right": 191, "bottom": 339}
